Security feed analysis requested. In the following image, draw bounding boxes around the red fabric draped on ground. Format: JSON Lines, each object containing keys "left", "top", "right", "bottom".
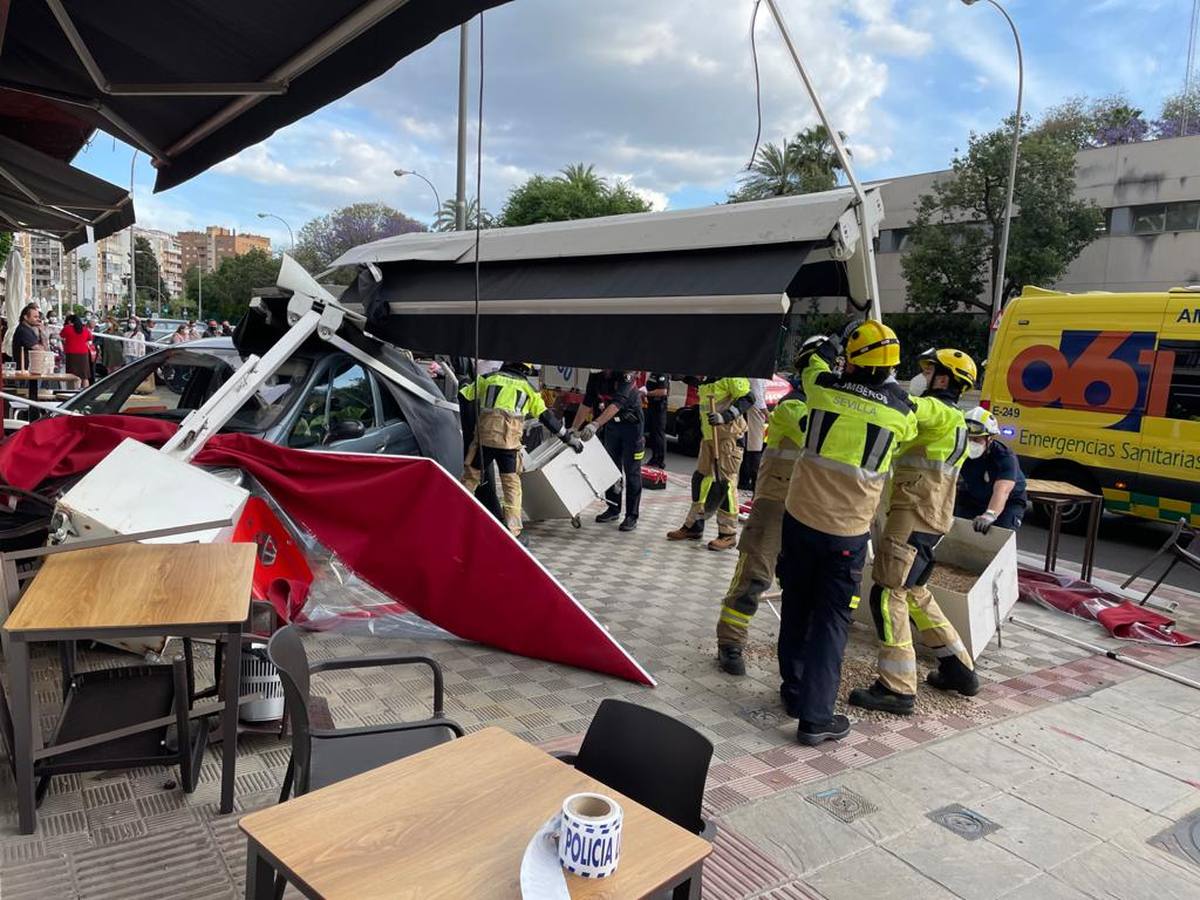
{"left": 0, "top": 416, "right": 654, "bottom": 684}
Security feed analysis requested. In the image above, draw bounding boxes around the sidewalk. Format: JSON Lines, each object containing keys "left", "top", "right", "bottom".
{"left": 1, "top": 480, "right": 1198, "bottom": 898}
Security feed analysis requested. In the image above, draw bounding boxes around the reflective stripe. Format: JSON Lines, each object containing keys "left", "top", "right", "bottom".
{"left": 800, "top": 450, "right": 890, "bottom": 483}
{"left": 878, "top": 656, "right": 917, "bottom": 673}
{"left": 805, "top": 408, "right": 837, "bottom": 453}
{"left": 894, "top": 454, "right": 960, "bottom": 474}
{"left": 720, "top": 606, "right": 753, "bottom": 624}
{"left": 484, "top": 384, "right": 502, "bottom": 409}
{"left": 514, "top": 392, "right": 529, "bottom": 413}
{"left": 634, "top": 450, "right": 645, "bottom": 460}
{"left": 862, "top": 424, "right": 894, "bottom": 472}
{"left": 931, "top": 640, "right": 967, "bottom": 658}
{"left": 878, "top": 588, "right": 893, "bottom": 645}
{"left": 946, "top": 426, "right": 968, "bottom": 467}
{"left": 849, "top": 594, "right": 860, "bottom": 610}
{"left": 763, "top": 447, "right": 802, "bottom": 461}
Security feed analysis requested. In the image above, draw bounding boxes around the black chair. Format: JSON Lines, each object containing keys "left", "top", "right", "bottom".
{"left": 267, "top": 626, "right": 464, "bottom": 801}
{"left": 1121, "top": 518, "right": 1200, "bottom": 606}
{"left": 558, "top": 699, "right": 716, "bottom": 899}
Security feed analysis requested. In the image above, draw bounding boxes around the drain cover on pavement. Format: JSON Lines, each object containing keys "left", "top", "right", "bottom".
{"left": 1150, "top": 809, "right": 1200, "bottom": 868}
{"left": 927, "top": 804, "right": 1001, "bottom": 840}
{"left": 806, "top": 787, "right": 878, "bottom": 823}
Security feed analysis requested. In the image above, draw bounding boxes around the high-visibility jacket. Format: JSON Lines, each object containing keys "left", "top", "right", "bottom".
{"left": 698, "top": 377, "right": 754, "bottom": 440}
{"left": 460, "top": 369, "right": 548, "bottom": 450}
{"left": 756, "top": 391, "right": 807, "bottom": 503}
{"left": 786, "top": 355, "right": 956, "bottom": 536}
{"left": 889, "top": 393, "right": 969, "bottom": 534}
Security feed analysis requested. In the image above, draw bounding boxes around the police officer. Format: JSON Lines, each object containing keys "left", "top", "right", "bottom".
{"left": 461, "top": 362, "right": 582, "bottom": 537}
{"left": 644, "top": 372, "right": 670, "bottom": 469}
{"left": 715, "top": 341, "right": 820, "bottom": 676}
{"left": 956, "top": 407, "right": 1028, "bottom": 532}
{"left": 849, "top": 349, "right": 981, "bottom": 716}
{"left": 667, "top": 376, "right": 755, "bottom": 551}
{"left": 572, "top": 370, "right": 646, "bottom": 532}
{"left": 778, "top": 322, "right": 960, "bottom": 745}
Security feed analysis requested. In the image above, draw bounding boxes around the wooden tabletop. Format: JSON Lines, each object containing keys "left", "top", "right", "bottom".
{"left": 1026, "top": 479, "right": 1102, "bottom": 500}
{"left": 4, "top": 542, "right": 255, "bottom": 633}
{"left": 239, "top": 727, "right": 713, "bottom": 899}
{"left": 3, "top": 372, "right": 81, "bottom": 383}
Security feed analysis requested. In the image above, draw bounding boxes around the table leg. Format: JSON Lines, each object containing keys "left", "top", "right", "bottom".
{"left": 676, "top": 861, "right": 705, "bottom": 900}
{"left": 1046, "top": 504, "right": 1062, "bottom": 573}
{"left": 244, "top": 840, "right": 276, "bottom": 900}
{"left": 221, "top": 624, "right": 242, "bottom": 815}
{"left": 1081, "top": 500, "right": 1101, "bottom": 583}
{"left": 8, "top": 638, "right": 36, "bottom": 834}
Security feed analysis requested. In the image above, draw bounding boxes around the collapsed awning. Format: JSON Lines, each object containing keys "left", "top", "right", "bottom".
{"left": 0, "top": 1, "right": 512, "bottom": 192}
{"left": 0, "top": 133, "right": 133, "bottom": 250}
{"left": 333, "top": 187, "right": 882, "bottom": 377}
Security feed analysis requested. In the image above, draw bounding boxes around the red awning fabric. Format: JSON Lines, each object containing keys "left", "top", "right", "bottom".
{"left": 0, "top": 415, "right": 653, "bottom": 685}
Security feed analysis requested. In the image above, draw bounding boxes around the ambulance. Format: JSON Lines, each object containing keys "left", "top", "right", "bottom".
{"left": 981, "top": 286, "right": 1200, "bottom": 529}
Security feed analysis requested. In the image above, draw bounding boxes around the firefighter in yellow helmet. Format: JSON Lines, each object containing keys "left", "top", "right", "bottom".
{"left": 849, "top": 348, "right": 981, "bottom": 715}
{"left": 715, "top": 339, "right": 819, "bottom": 676}
{"left": 461, "top": 362, "right": 582, "bottom": 537}
{"left": 777, "top": 322, "right": 962, "bottom": 745}
{"left": 667, "top": 375, "right": 755, "bottom": 551}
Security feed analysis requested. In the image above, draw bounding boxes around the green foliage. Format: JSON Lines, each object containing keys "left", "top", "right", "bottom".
{"left": 183, "top": 249, "right": 280, "bottom": 322}
{"left": 294, "top": 202, "right": 426, "bottom": 273}
{"left": 728, "top": 126, "right": 844, "bottom": 202}
{"left": 133, "top": 235, "right": 166, "bottom": 306}
{"left": 432, "top": 197, "right": 495, "bottom": 232}
{"left": 0, "top": 231, "right": 12, "bottom": 271}
{"left": 499, "top": 164, "right": 651, "bottom": 227}
{"left": 1034, "top": 94, "right": 1148, "bottom": 148}
{"left": 1157, "top": 84, "right": 1200, "bottom": 138}
{"left": 902, "top": 120, "right": 1102, "bottom": 315}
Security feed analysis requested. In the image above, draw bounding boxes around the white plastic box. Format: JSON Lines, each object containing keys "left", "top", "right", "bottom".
{"left": 520, "top": 438, "right": 622, "bottom": 523}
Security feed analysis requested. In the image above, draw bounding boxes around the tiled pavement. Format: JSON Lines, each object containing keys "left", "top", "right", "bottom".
{"left": 2, "top": 478, "right": 1199, "bottom": 898}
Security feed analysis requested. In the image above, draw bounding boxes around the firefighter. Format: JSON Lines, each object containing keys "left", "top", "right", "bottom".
{"left": 572, "top": 370, "right": 646, "bottom": 531}
{"left": 644, "top": 372, "right": 670, "bottom": 469}
{"left": 715, "top": 339, "right": 822, "bottom": 675}
{"left": 461, "top": 362, "right": 583, "bottom": 537}
{"left": 955, "top": 406, "right": 1029, "bottom": 533}
{"left": 849, "top": 349, "right": 981, "bottom": 716}
{"left": 666, "top": 375, "right": 755, "bottom": 551}
{"left": 777, "top": 322, "right": 961, "bottom": 746}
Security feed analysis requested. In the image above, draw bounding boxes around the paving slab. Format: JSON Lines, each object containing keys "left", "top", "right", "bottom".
{"left": 1052, "top": 838, "right": 1200, "bottom": 900}
{"left": 925, "top": 731, "right": 1053, "bottom": 792}
{"left": 974, "top": 793, "right": 1099, "bottom": 870}
{"left": 804, "top": 846, "right": 958, "bottom": 900}
{"left": 883, "top": 821, "right": 1039, "bottom": 900}
{"left": 1010, "top": 771, "right": 1159, "bottom": 840}
{"left": 997, "top": 873, "right": 1093, "bottom": 900}
{"left": 860, "top": 748, "right": 999, "bottom": 810}
{"left": 801, "top": 770, "right": 930, "bottom": 843}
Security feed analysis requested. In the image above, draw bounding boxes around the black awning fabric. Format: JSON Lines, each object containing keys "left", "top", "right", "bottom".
{"left": 344, "top": 242, "right": 820, "bottom": 377}
{"left": 0, "top": 134, "right": 134, "bottom": 251}
{"left": 0, "top": 1, "right": 511, "bottom": 192}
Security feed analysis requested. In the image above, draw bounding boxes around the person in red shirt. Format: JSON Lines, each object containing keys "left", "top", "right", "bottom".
{"left": 60, "top": 314, "right": 94, "bottom": 387}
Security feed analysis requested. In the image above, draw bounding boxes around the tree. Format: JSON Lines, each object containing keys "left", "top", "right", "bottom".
{"left": 77, "top": 256, "right": 92, "bottom": 307}
{"left": 183, "top": 249, "right": 280, "bottom": 322}
{"left": 0, "top": 231, "right": 12, "bottom": 272}
{"left": 432, "top": 197, "right": 495, "bottom": 232}
{"left": 499, "top": 164, "right": 651, "bottom": 227}
{"left": 728, "top": 126, "right": 845, "bottom": 202}
{"left": 293, "top": 202, "right": 426, "bottom": 272}
{"left": 132, "top": 235, "right": 167, "bottom": 309}
{"left": 1035, "top": 94, "right": 1149, "bottom": 148}
{"left": 902, "top": 120, "right": 1102, "bottom": 315}
{"left": 1156, "top": 84, "right": 1200, "bottom": 139}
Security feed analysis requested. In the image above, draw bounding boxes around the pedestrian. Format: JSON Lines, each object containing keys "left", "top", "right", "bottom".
{"left": 60, "top": 314, "right": 94, "bottom": 388}
{"left": 738, "top": 377, "right": 770, "bottom": 491}
{"left": 205, "top": 319, "right": 220, "bottom": 338}
{"left": 777, "top": 321, "right": 959, "bottom": 746}
{"left": 169, "top": 323, "right": 189, "bottom": 345}
{"left": 955, "top": 407, "right": 1029, "bottom": 533}
{"left": 12, "top": 304, "right": 44, "bottom": 401}
{"left": 122, "top": 316, "right": 146, "bottom": 365}
{"left": 142, "top": 318, "right": 155, "bottom": 341}
{"left": 460, "top": 362, "right": 583, "bottom": 538}
{"left": 572, "top": 369, "right": 646, "bottom": 532}
{"left": 644, "top": 372, "right": 670, "bottom": 469}
{"left": 849, "top": 348, "right": 981, "bottom": 716}
{"left": 715, "top": 338, "right": 822, "bottom": 676}
{"left": 220, "top": 320, "right": 233, "bottom": 336}
{"left": 98, "top": 316, "right": 124, "bottom": 375}
{"left": 666, "top": 375, "right": 754, "bottom": 551}
{"left": 186, "top": 319, "right": 200, "bottom": 341}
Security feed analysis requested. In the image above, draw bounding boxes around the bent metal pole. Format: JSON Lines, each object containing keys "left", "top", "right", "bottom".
{"left": 1009, "top": 615, "right": 1200, "bottom": 692}
{"left": 762, "top": 0, "right": 882, "bottom": 322}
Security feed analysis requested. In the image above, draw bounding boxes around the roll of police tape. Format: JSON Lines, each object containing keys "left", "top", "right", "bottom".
{"left": 557, "top": 792, "right": 623, "bottom": 879}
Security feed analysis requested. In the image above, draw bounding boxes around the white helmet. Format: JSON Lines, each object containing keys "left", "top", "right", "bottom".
{"left": 965, "top": 406, "right": 1001, "bottom": 437}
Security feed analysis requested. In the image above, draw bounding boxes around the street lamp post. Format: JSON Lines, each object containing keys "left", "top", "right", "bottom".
{"left": 256, "top": 212, "right": 294, "bottom": 252}
{"left": 394, "top": 169, "right": 442, "bottom": 223}
{"left": 962, "top": 0, "right": 1024, "bottom": 340}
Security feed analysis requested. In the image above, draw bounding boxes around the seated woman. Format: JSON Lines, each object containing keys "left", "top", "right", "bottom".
{"left": 955, "top": 406, "right": 1028, "bottom": 533}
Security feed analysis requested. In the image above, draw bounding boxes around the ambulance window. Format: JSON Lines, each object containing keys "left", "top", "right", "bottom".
{"left": 1160, "top": 340, "right": 1200, "bottom": 422}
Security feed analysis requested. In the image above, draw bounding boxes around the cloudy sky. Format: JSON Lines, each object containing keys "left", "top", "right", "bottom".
{"left": 72, "top": 0, "right": 1197, "bottom": 250}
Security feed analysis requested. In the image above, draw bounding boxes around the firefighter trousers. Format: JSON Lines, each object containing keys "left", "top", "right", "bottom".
{"left": 601, "top": 419, "right": 645, "bottom": 518}
{"left": 717, "top": 497, "right": 784, "bottom": 647}
{"left": 463, "top": 442, "right": 523, "bottom": 536}
{"left": 870, "top": 510, "right": 973, "bottom": 696}
{"left": 684, "top": 426, "right": 744, "bottom": 534}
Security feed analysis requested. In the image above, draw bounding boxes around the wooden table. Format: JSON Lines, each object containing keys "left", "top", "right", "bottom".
{"left": 3, "top": 541, "right": 254, "bottom": 834}
{"left": 239, "top": 727, "right": 714, "bottom": 899}
{"left": 1026, "top": 479, "right": 1104, "bottom": 582}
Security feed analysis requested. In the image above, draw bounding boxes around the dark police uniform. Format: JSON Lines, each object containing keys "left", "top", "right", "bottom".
{"left": 955, "top": 441, "right": 1028, "bottom": 530}
{"left": 584, "top": 371, "right": 646, "bottom": 520}
{"left": 645, "top": 372, "right": 670, "bottom": 469}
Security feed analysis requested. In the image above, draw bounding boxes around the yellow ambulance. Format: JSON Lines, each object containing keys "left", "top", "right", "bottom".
{"left": 981, "top": 285, "right": 1200, "bottom": 528}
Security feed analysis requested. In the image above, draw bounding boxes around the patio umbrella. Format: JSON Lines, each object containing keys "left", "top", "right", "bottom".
{"left": 3, "top": 244, "right": 25, "bottom": 356}
{"left": 0, "top": 133, "right": 134, "bottom": 251}
{"left": 0, "top": 1, "right": 512, "bottom": 192}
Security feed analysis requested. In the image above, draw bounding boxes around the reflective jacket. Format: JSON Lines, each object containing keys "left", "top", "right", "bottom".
{"left": 786, "top": 356, "right": 931, "bottom": 536}
{"left": 698, "top": 376, "right": 754, "bottom": 441}
{"left": 756, "top": 391, "right": 807, "bottom": 503}
{"left": 889, "top": 393, "right": 969, "bottom": 534}
{"left": 460, "top": 369, "right": 548, "bottom": 450}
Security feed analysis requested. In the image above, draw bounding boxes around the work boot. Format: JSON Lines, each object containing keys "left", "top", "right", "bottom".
{"left": 595, "top": 506, "right": 620, "bottom": 524}
{"left": 618, "top": 515, "right": 638, "bottom": 532}
{"left": 717, "top": 644, "right": 746, "bottom": 676}
{"left": 797, "top": 714, "right": 851, "bottom": 746}
{"left": 667, "top": 522, "right": 704, "bottom": 541}
{"left": 708, "top": 532, "right": 737, "bottom": 552}
{"left": 927, "top": 657, "right": 981, "bottom": 697}
{"left": 848, "top": 680, "right": 915, "bottom": 716}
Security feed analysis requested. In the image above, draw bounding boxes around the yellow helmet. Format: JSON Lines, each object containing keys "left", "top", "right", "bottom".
{"left": 844, "top": 320, "right": 900, "bottom": 368}
{"left": 934, "top": 348, "right": 978, "bottom": 389}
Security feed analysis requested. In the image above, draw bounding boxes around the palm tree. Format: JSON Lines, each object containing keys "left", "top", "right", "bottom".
{"left": 77, "top": 256, "right": 93, "bottom": 308}
{"left": 730, "top": 125, "right": 847, "bottom": 203}
{"left": 433, "top": 198, "right": 496, "bottom": 233}
{"left": 557, "top": 163, "right": 606, "bottom": 193}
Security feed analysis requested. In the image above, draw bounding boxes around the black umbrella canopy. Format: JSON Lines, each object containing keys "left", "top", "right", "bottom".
{"left": 0, "top": 134, "right": 133, "bottom": 251}
{"left": 0, "top": 1, "right": 512, "bottom": 192}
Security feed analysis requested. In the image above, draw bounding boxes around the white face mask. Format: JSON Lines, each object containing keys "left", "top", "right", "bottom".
{"left": 967, "top": 440, "right": 987, "bottom": 460}
{"left": 909, "top": 372, "right": 928, "bottom": 397}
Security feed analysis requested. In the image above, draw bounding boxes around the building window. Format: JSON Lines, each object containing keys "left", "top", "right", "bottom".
{"left": 1128, "top": 201, "right": 1200, "bottom": 235}
{"left": 878, "top": 228, "right": 911, "bottom": 253}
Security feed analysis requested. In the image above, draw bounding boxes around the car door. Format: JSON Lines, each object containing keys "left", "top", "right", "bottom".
{"left": 286, "top": 356, "right": 380, "bottom": 453}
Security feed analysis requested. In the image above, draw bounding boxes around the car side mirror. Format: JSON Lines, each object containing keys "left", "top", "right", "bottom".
{"left": 326, "top": 419, "right": 366, "bottom": 443}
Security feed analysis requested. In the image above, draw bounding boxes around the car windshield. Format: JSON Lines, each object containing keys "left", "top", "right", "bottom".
{"left": 66, "top": 345, "right": 312, "bottom": 433}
